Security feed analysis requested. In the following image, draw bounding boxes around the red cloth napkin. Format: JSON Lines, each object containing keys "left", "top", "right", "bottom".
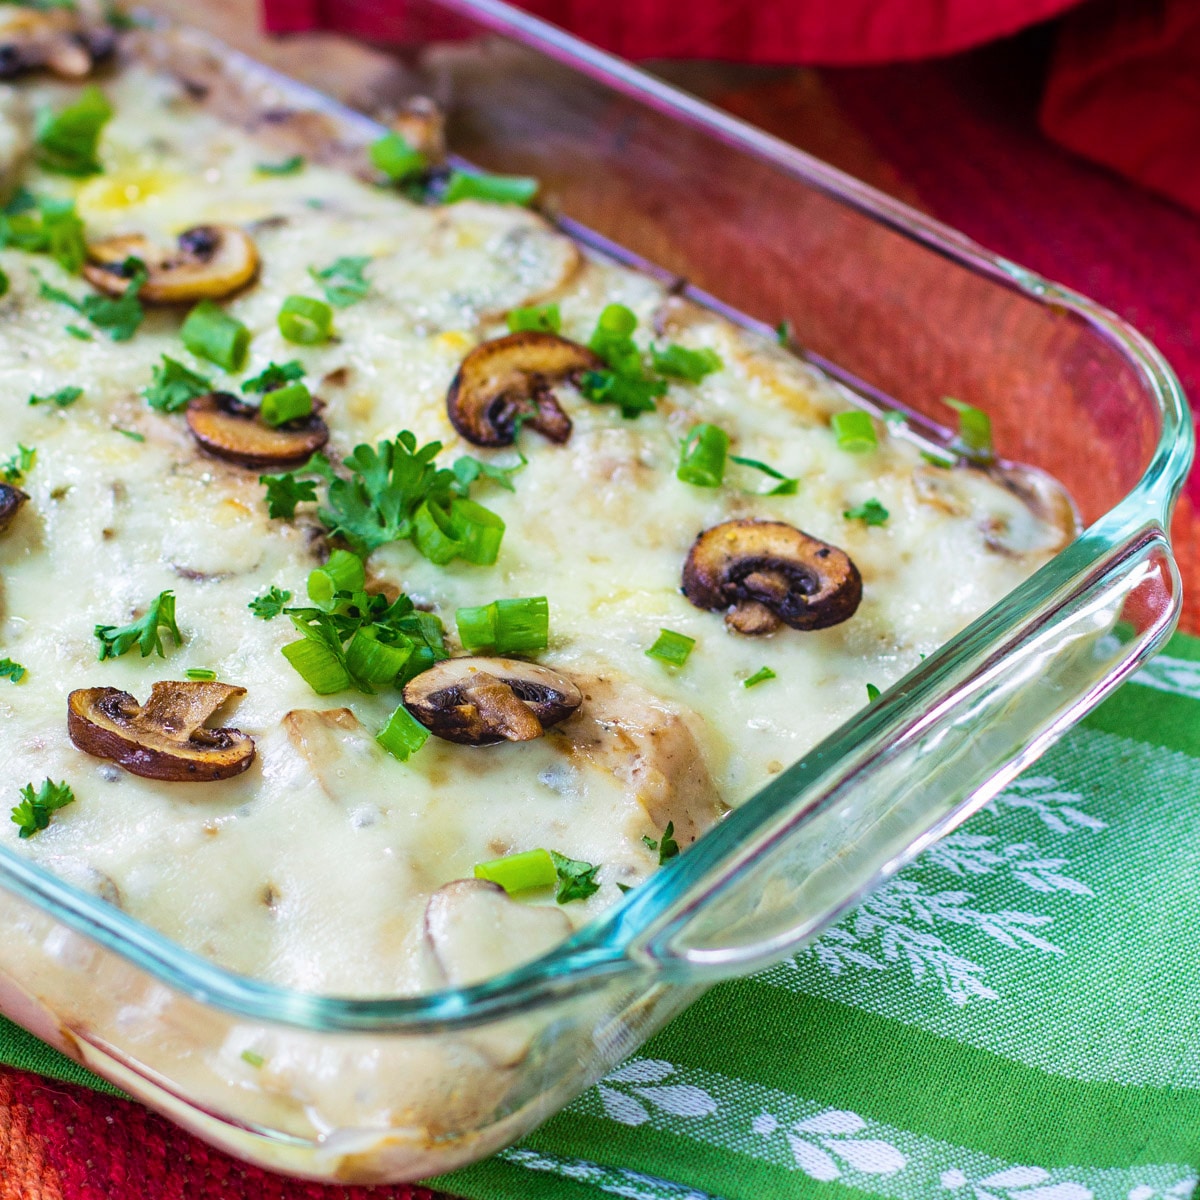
{"left": 1041, "top": 0, "right": 1200, "bottom": 215}
{"left": 263, "top": 0, "right": 1200, "bottom": 217}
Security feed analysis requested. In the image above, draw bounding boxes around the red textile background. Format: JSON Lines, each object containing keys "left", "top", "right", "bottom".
{"left": 263, "top": 0, "right": 1083, "bottom": 63}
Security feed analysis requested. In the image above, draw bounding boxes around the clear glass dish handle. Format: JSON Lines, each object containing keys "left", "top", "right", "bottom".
{"left": 620, "top": 521, "right": 1180, "bottom": 981}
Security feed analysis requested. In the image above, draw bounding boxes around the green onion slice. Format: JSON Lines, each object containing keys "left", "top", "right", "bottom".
{"left": 443, "top": 169, "right": 538, "bottom": 206}
{"left": 370, "top": 132, "right": 427, "bottom": 182}
{"left": 345, "top": 628, "right": 413, "bottom": 686}
{"left": 646, "top": 628, "right": 695, "bottom": 668}
{"left": 181, "top": 300, "right": 250, "bottom": 371}
{"left": 506, "top": 303, "right": 561, "bottom": 334}
{"left": 185, "top": 668, "right": 218, "bottom": 681}
{"left": 474, "top": 847, "right": 557, "bottom": 894}
{"left": 743, "top": 666, "right": 776, "bottom": 688}
{"left": 281, "top": 638, "right": 351, "bottom": 695}
{"left": 277, "top": 294, "right": 333, "bottom": 345}
{"left": 944, "top": 397, "right": 994, "bottom": 462}
{"left": 447, "top": 498, "right": 505, "bottom": 566}
{"left": 306, "top": 550, "right": 365, "bottom": 608}
{"left": 259, "top": 380, "right": 313, "bottom": 427}
{"left": 831, "top": 410, "right": 878, "bottom": 453}
{"left": 376, "top": 703, "right": 429, "bottom": 761}
{"left": 456, "top": 596, "right": 549, "bottom": 655}
{"left": 677, "top": 423, "right": 729, "bottom": 488}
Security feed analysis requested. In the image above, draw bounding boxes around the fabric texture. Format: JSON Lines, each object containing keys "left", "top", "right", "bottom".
{"left": 5, "top": 634, "right": 1200, "bottom": 1199}
{"left": 261, "top": 0, "right": 1085, "bottom": 64}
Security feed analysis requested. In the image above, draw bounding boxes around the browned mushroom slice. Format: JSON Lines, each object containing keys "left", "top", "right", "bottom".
{"left": 392, "top": 96, "right": 445, "bottom": 165}
{"left": 0, "top": 483, "right": 27, "bottom": 533}
{"left": 67, "top": 682, "right": 255, "bottom": 782}
{"left": 84, "top": 226, "right": 259, "bottom": 304}
{"left": 186, "top": 392, "right": 329, "bottom": 470}
{"left": 425, "top": 879, "right": 572, "bottom": 988}
{"left": 446, "top": 331, "right": 601, "bottom": 447}
{"left": 403, "top": 657, "right": 582, "bottom": 746}
{"left": 0, "top": 8, "right": 113, "bottom": 79}
{"left": 682, "top": 519, "right": 862, "bottom": 634}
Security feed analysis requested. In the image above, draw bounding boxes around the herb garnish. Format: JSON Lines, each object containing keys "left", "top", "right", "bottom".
{"left": 29, "top": 385, "right": 82, "bottom": 408}
{"left": 646, "top": 628, "right": 695, "bottom": 668}
{"left": 309, "top": 256, "right": 370, "bottom": 308}
{"left": 65, "top": 324, "right": 92, "bottom": 340}
{"left": 844, "top": 498, "right": 889, "bottom": 526}
{"left": 1, "top": 444, "right": 35, "bottom": 484}
{"left": 143, "top": 356, "right": 213, "bottom": 413}
{"left": 259, "top": 471, "right": 318, "bottom": 520}
{"left": 642, "top": 822, "right": 679, "bottom": 865}
{"left": 650, "top": 343, "right": 722, "bottom": 383}
{"left": 255, "top": 154, "right": 305, "bottom": 176}
{"left": 506, "top": 303, "right": 561, "bottom": 334}
{"left": 248, "top": 585, "right": 292, "bottom": 620}
{"left": 34, "top": 85, "right": 112, "bottom": 176}
{"left": 0, "top": 658, "right": 26, "bottom": 683}
{"left": 944, "top": 397, "right": 994, "bottom": 464}
{"left": 866, "top": 682, "right": 881, "bottom": 702}
{"left": 240, "top": 1049, "right": 266, "bottom": 1068}
{"left": 548, "top": 850, "right": 601, "bottom": 903}
{"left": 39, "top": 261, "right": 146, "bottom": 341}
{"left": 11, "top": 779, "right": 75, "bottom": 839}
{"left": 94, "top": 590, "right": 181, "bottom": 661}
{"left": 743, "top": 666, "right": 776, "bottom": 689}
{"left": 369, "top": 131, "right": 427, "bottom": 182}
{"left": 0, "top": 195, "right": 87, "bottom": 274}
{"left": 242, "top": 360, "right": 303, "bottom": 395}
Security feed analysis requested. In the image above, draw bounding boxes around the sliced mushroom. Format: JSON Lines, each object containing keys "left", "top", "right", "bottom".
{"left": 0, "top": 8, "right": 114, "bottom": 80}
{"left": 84, "top": 225, "right": 259, "bottom": 304}
{"left": 0, "top": 483, "right": 27, "bottom": 533}
{"left": 67, "top": 681, "right": 255, "bottom": 782}
{"left": 682, "top": 519, "right": 862, "bottom": 634}
{"left": 403, "top": 657, "right": 582, "bottom": 746}
{"left": 185, "top": 392, "right": 328, "bottom": 470}
{"left": 446, "top": 331, "right": 601, "bottom": 447}
{"left": 425, "top": 879, "right": 572, "bottom": 988}
{"left": 392, "top": 96, "right": 445, "bottom": 166}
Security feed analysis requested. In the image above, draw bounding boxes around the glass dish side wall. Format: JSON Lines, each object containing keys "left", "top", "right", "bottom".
{"left": 0, "top": 0, "right": 1187, "bottom": 1184}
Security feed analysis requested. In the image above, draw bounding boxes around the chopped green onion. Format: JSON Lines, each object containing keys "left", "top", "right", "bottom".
{"left": 411, "top": 499, "right": 464, "bottom": 565}
{"left": 10, "top": 779, "right": 75, "bottom": 839}
{"left": 114, "top": 427, "right": 144, "bottom": 442}
{"left": 256, "top": 154, "right": 304, "bottom": 176}
{"left": 831, "top": 410, "right": 877, "bottom": 453}
{"left": 281, "top": 637, "right": 351, "bottom": 695}
{"left": 29, "top": 385, "right": 82, "bottom": 408}
{"left": 944, "top": 397, "right": 994, "bottom": 463}
{"left": 594, "top": 303, "right": 637, "bottom": 340}
{"left": 446, "top": 498, "right": 505, "bottom": 566}
{"left": 306, "top": 550, "right": 365, "bottom": 608}
{"left": 370, "top": 131, "right": 427, "bottom": 182}
{"left": 65, "top": 324, "right": 92, "bottom": 340}
{"left": 729, "top": 454, "right": 798, "bottom": 495}
{"left": 920, "top": 446, "right": 957, "bottom": 468}
{"left": 345, "top": 627, "right": 413, "bottom": 685}
{"left": 0, "top": 266, "right": 7, "bottom": 298}
{"left": 185, "top": 668, "right": 217, "bottom": 681}
{"left": 455, "top": 596, "right": 549, "bottom": 655}
{"left": 259, "top": 380, "right": 312, "bottom": 426}
{"left": 181, "top": 300, "right": 250, "bottom": 370}
{"left": 743, "top": 666, "right": 776, "bottom": 689}
{"left": 240, "top": 1049, "right": 265, "bottom": 1068}
{"left": 277, "top": 294, "right": 333, "bottom": 345}
{"left": 376, "top": 702, "right": 429, "bottom": 761}
{"left": 676, "top": 423, "right": 729, "bottom": 488}
{"left": 506, "top": 303, "right": 561, "bottom": 334}
{"left": 650, "top": 343, "right": 722, "bottom": 383}
{"left": 866, "top": 682, "right": 881, "bottom": 702}
{"left": 844, "top": 498, "right": 889, "bottom": 526}
{"left": 474, "top": 847, "right": 557, "bottom": 894}
{"left": 34, "top": 85, "right": 112, "bottom": 176}
{"left": 443, "top": 169, "right": 538, "bottom": 206}
{"left": 646, "top": 628, "right": 695, "bottom": 668}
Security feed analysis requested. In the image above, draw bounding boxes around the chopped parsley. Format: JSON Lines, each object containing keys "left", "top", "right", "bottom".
{"left": 844, "top": 498, "right": 889, "bottom": 526}
{"left": 94, "top": 590, "right": 181, "bottom": 661}
{"left": 39, "top": 262, "right": 147, "bottom": 341}
{"left": 114, "top": 427, "right": 144, "bottom": 442}
{"left": 866, "top": 683, "right": 881, "bottom": 702}
{"left": 143, "top": 356, "right": 213, "bottom": 412}
{"left": 650, "top": 343, "right": 722, "bottom": 383}
{"left": 641, "top": 822, "right": 679, "bottom": 865}
{"left": 11, "top": 779, "right": 75, "bottom": 839}
{"left": 248, "top": 585, "right": 292, "bottom": 620}
{"left": 0, "top": 195, "right": 87, "bottom": 274}
{"left": 259, "top": 471, "right": 318, "bottom": 520}
{"left": 34, "top": 85, "right": 113, "bottom": 177}
{"left": 242, "top": 360, "right": 304, "bottom": 395}
{"left": 308, "top": 256, "right": 371, "bottom": 308}
{"left": 29, "top": 385, "right": 82, "bottom": 408}
{"left": 548, "top": 850, "right": 601, "bottom": 904}
{"left": 369, "top": 131, "right": 427, "bottom": 182}
{"left": 0, "top": 658, "right": 26, "bottom": 683}
{"left": 255, "top": 154, "right": 305, "bottom": 176}
{"left": 743, "top": 666, "right": 776, "bottom": 689}
{"left": 1, "top": 444, "right": 35, "bottom": 484}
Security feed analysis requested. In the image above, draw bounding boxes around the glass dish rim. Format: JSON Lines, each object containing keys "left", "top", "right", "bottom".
{"left": 0, "top": 0, "right": 1191, "bottom": 1035}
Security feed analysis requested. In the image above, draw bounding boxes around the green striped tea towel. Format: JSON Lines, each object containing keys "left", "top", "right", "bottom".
{"left": 6, "top": 634, "right": 1200, "bottom": 1199}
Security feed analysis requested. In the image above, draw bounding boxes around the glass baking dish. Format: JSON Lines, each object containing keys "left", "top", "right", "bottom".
{"left": 0, "top": 0, "right": 1191, "bottom": 1184}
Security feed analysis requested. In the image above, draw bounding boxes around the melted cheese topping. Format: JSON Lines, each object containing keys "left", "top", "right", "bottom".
{"left": 0, "top": 65, "right": 1070, "bottom": 998}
